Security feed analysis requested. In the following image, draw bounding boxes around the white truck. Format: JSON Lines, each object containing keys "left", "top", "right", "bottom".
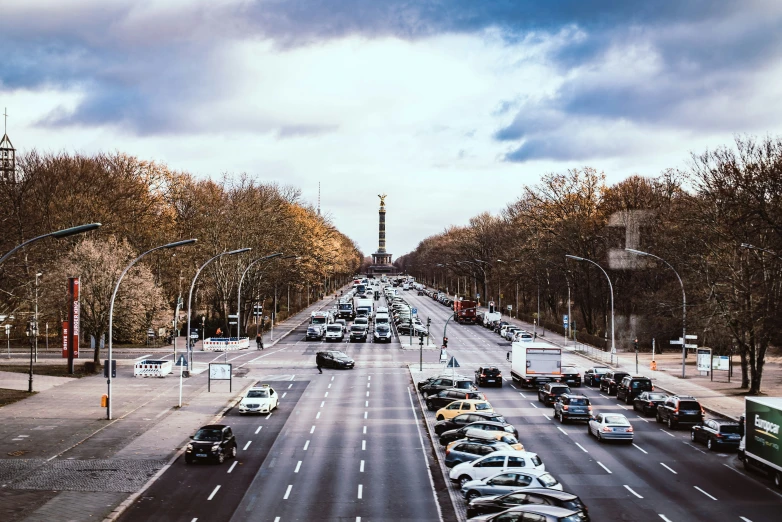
{"left": 483, "top": 311, "right": 501, "bottom": 327}
{"left": 510, "top": 342, "right": 562, "bottom": 388}
{"left": 354, "top": 297, "right": 374, "bottom": 319}
{"left": 739, "top": 397, "right": 782, "bottom": 488}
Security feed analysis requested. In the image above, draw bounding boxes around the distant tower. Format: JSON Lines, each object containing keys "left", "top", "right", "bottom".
{"left": 369, "top": 194, "right": 396, "bottom": 275}
{"left": 317, "top": 182, "right": 321, "bottom": 216}
{"left": 0, "top": 108, "right": 15, "bottom": 182}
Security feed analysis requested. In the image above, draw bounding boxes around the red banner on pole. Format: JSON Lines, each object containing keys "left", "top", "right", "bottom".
{"left": 62, "top": 321, "right": 69, "bottom": 358}
{"left": 68, "top": 277, "right": 80, "bottom": 363}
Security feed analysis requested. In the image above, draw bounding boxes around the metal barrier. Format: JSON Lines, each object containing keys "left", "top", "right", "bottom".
{"left": 202, "top": 337, "right": 250, "bottom": 352}
{"left": 134, "top": 359, "right": 174, "bottom": 377}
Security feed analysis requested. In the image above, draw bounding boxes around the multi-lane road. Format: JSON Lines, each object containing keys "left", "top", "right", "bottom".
{"left": 118, "top": 288, "right": 780, "bottom": 522}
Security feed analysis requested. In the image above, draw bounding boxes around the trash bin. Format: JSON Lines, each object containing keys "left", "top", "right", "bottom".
{"left": 650, "top": 360, "right": 657, "bottom": 371}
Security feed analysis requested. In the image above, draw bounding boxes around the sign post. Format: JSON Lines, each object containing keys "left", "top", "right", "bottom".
{"left": 67, "top": 278, "right": 80, "bottom": 375}
{"left": 208, "top": 363, "right": 232, "bottom": 392}
{"left": 696, "top": 348, "right": 711, "bottom": 375}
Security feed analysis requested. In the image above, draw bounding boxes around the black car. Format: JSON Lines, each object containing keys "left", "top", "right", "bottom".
{"left": 599, "top": 371, "right": 630, "bottom": 395}
{"left": 691, "top": 419, "right": 742, "bottom": 451}
{"left": 656, "top": 395, "right": 705, "bottom": 429}
{"left": 316, "top": 350, "right": 355, "bottom": 369}
{"left": 185, "top": 424, "right": 237, "bottom": 464}
{"left": 420, "top": 376, "right": 477, "bottom": 396}
{"left": 466, "top": 488, "right": 590, "bottom": 519}
{"left": 434, "top": 412, "right": 509, "bottom": 436}
{"left": 468, "top": 504, "right": 589, "bottom": 522}
{"left": 538, "top": 383, "right": 571, "bottom": 407}
{"left": 616, "top": 375, "right": 654, "bottom": 404}
{"left": 559, "top": 366, "right": 582, "bottom": 387}
{"left": 305, "top": 325, "right": 323, "bottom": 341}
{"left": 439, "top": 420, "right": 519, "bottom": 446}
{"left": 349, "top": 324, "right": 367, "bottom": 343}
{"left": 475, "top": 366, "right": 503, "bottom": 387}
{"left": 632, "top": 391, "right": 670, "bottom": 416}
{"left": 583, "top": 366, "right": 609, "bottom": 386}
{"left": 426, "top": 389, "right": 487, "bottom": 411}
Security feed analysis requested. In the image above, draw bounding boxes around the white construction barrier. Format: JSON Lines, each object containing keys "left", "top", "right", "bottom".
{"left": 202, "top": 337, "right": 250, "bottom": 352}
{"left": 134, "top": 359, "right": 174, "bottom": 377}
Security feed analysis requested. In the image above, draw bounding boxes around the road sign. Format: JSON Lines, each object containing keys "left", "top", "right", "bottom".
{"left": 697, "top": 348, "right": 711, "bottom": 372}
{"left": 175, "top": 355, "right": 188, "bottom": 367}
{"left": 507, "top": 305, "right": 512, "bottom": 311}
{"left": 411, "top": 308, "right": 418, "bottom": 315}
{"left": 684, "top": 343, "right": 698, "bottom": 349}
{"left": 563, "top": 315, "right": 569, "bottom": 327}
{"left": 685, "top": 334, "right": 698, "bottom": 340}
{"left": 228, "top": 314, "right": 238, "bottom": 319}
{"left": 476, "top": 293, "right": 480, "bottom": 299}
{"left": 446, "top": 356, "right": 460, "bottom": 368}
{"left": 670, "top": 339, "right": 683, "bottom": 345}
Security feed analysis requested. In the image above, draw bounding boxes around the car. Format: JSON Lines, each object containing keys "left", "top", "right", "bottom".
{"left": 461, "top": 469, "right": 563, "bottom": 502}
{"left": 305, "top": 325, "right": 324, "bottom": 341}
{"left": 583, "top": 366, "right": 609, "bottom": 386}
{"left": 466, "top": 504, "right": 589, "bottom": 522}
{"left": 353, "top": 316, "right": 369, "bottom": 328}
{"left": 426, "top": 389, "right": 487, "bottom": 411}
{"left": 376, "top": 306, "right": 389, "bottom": 314}
{"left": 553, "top": 394, "right": 592, "bottom": 423}
{"left": 450, "top": 451, "right": 545, "bottom": 487}
{"left": 691, "top": 419, "right": 742, "bottom": 451}
{"left": 465, "top": 488, "right": 590, "bottom": 519}
{"left": 447, "top": 429, "right": 525, "bottom": 452}
{"left": 238, "top": 384, "right": 278, "bottom": 414}
{"left": 374, "top": 312, "right": 390, "bottom": 326}
{"left": 323, "top": 324, "right": 345, "bottom": 342}
{"left": 475, "top": 366, "right": 503, "bottom": 387}
{"left": 493, "top": 321, "right": 509, "bottom": 334}
{"left": 599, "top": 371, "right": 630, "bottom": 395}
{"left": 185, "top": 424, "right": 237, "bottom": 464}
{"left": 373, "top": 324, "right": 392, "bottom": 342}
{"left": 587, "top": 413, "right": 633, "bottom": 443}
{"left": 512, "top": 330, "right": 534, "bottom": 342}
{"left": 397, "top": 323, "right": 428, "bottom": 336}
{"left": 439, "top": 420, "right": 520, "bottom": 446}
{"left": 349, "top": 324, "right": 368, "bottom": 342}
{"left": 316, "top": 350, "right": 355, "bottom": 369}
{"left": 436, "top": 399, "right": 494, "bottom": 421}
{"left": 445, "top": 439, "right": 518, "bottom": 468}
{"left": 656, "top": 395, "right": 705, "bottom": 429}
{"left": 503, "top": 327, "right": 521, "bottom": 341}
{"left": 559, "top": 366, "right": 582, "bottom": 387}
{"left": 434, "top": 412, "right": 510, "bottom": 436}
{"left": 616, "top": 375, "right": 654, "bottom": 404}
{"left": 420, "top": 376, "right": 477, "bottom": 396}
{"left": 632, "top": 391, "right": 670, "bottom": 416}
{"left": 537, "top": 383, "right": 571, "bottom": 407}
{"left": 334, "top": 318, "right": 347, "bottom": 330}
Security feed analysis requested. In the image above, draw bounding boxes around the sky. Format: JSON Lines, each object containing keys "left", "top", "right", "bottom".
{"left": 2, "top": 1, "right": 782, "bottom": 257}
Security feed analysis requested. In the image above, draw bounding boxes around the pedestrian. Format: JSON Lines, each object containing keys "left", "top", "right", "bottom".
{"left": 256, "top": 333, "right": 263, "bottom": 350}
{"left": 506, "top": 351, "right": 510, "bottom": 362}
{"left": 216, "top": 327, "right": 223, "bottom": 337}
{"left": 317, "top": 360, "right": 322, "bottom": 374}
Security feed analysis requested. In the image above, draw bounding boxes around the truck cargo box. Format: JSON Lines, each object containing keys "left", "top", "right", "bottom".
{"left": 510, "top": 342, "right": 562, "bottom": 388}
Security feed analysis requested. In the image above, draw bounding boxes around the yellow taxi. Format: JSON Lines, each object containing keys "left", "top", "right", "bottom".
{"left": 446, "top": 429, "right": 525, "bottom": 452}
{"left": 435, "top": 399, "right": 493, "bottom": 421}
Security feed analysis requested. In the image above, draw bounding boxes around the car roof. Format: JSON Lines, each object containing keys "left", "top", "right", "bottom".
{"left": 561, "top": 394, "right": 588, "bottom": 399}
{"left": 486, "top": 467, "right": 548, "bottom": 477}
{"left": 504, "top": 505, "right": 580, "bottom": 515}
{"left": 510, "top": 488, "right": 578, "bottom": 500}
{"left": 199, "top": 424, "right": 227, "bottom": 430}
{"left": 477, "top": 449, "right": 537, "bottom": 457}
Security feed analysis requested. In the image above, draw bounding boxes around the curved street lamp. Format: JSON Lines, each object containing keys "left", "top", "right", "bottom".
{"left": 0, "top": 223, "right": 102, "bottom": 266}
{"left": 237, "top": 253, "right": 284, "bottom": 336}
{"left": 106, "top": 238, "right": 197, "bottom": 419}
{"left": 566, "top": 255, "right": 616, "bottom": 364}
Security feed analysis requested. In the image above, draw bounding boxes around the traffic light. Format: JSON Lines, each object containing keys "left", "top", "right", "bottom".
{"left": 253, "top": 304, "right": 263, "bottom": 317}
{"left": 443, "top": 336, "right": 448, "bottom": 348}
{"left": 634, "top": 338, "right": 639, "bottom": 351}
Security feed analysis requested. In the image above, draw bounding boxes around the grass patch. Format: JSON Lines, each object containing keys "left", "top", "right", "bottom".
{"left": 0, "top": 363, "right": 98, "bottom": 378}
{"left": 0, "top": 388, "right": 36, "bottom": 407}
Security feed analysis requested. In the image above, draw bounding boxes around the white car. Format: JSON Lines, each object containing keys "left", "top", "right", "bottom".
{"left": 238, "top": 385, "right": 278, "bottom": 414}
{"left": 324, "top": 324, "right": 345, "bottom": 342}
{"left": 449, "top": 451, "right": 545, "bottom": 487}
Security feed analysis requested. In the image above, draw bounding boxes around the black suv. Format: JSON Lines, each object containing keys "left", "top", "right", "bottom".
{"left": 420, "top": 376, "right": 477, "bottom": 397}
{"left": 475, "top": 366, "right": 503, "bottom": 387}
{"left": 466, "top": 488, "right": 589, "bottom": 519}
{"left": 553, "top": 394, "right": 591, "bottom": 423}
{"left": 434, "top": 412, "right": 509, "bottom": 436}
{"left": 599, "top": 371, "right": 630, "bottom": 395}
{"left": 426, "top": 389, "right": 486, "bottom": 411}
{"left": 691, "top": 419, "right": 742, "bottom": 451}
{"left": 417, "top": 374, "right": 470, "bottom": 392}
{"left": 316, "top": 350, "right": 355, "bottom": 369}
{"left": 538, "top": 383, "right": 571, "bottom": 406}
{"left": 559, "top": 366, "right": 582, "bottom": 387}
{"left": 656, "top": 395, "right": 705, "bottom": 429}
{"left": 616, "top": 375, "right": 654, "bottom": 404}
{"left": 185, "top": 424, "right": 237, "bottom": 464}
{"left": 583, "top": 366, "right": 609, "bottom": 386}
{"left": 439, "top": 420, "right": 519, "bottom": 446}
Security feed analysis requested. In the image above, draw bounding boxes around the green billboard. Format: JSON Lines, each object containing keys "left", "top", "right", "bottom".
{"left": 746, "top": 398, "right": 782, "bottom": 467}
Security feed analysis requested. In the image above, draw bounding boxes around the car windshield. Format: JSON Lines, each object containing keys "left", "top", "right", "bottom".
{"left": 530, "top": 454, "right": 542, "bottom": 466}
{"left": 648, "top": 393, "right": 668, "bottom": 400}
{"left": 193, "top": 428, "right": 222, "bottom": 441}
{"left": 552, "top": 387, "right": 570, "bottom": 394}
{"left": 593, "top": 367, "right": 609, "bottom": 374}
{"left": 351, "top": 325, "right": 366, "bottom": 331}
{"left": 475, "top": 402, "right": 491, "bottom": 410}
{"left": 493, "top": 415, "right": 506, "bottom": 424}
{"left": 537, "top": 473, "right": 558, "bottom": 487}
{"left": 720, "top": 424, "right": 742, "bottom": 434}
{"left": 561, "top": 499, "right": 585, "bottom": 511}
{"left": 376, "top": 325, "right": 389, "bottom": 332}
{"left": 327, "top": 326, "right": 341, "bottom": 332}
{"left": 308, "top": 327, "right": 319, "bottom": 332}
{"left": 333, "top": 352, "right": 349, "bottom": 359}
{"left": 246, "top": 390, "right": 269, "bottom": 398}
{"left": 339, "top": 304, "right": 352, "bottom": 310}
{"left": 455, "top": 381, "right": 474, "bottom": 390}
{"left": 484, "top": 368, "right": 500, "bottom": 375}
{"left": 311, "top": 317, "right": 326, "bottom": 324}
{"left": 604, "top": 415, "right": 629, "bottom": 425}
{"left": 562, "top": 366, "right": 577, "bottom": 373}
{"left": 632, "top": 380, "right": 652, "bottom": 389}
{"left": 355, "top": 318, "right": 368, "bottom": 325}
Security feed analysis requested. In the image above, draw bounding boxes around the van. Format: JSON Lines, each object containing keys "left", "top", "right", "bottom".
{"left": 374, "top": 313, "right": 390, "bottom": 326}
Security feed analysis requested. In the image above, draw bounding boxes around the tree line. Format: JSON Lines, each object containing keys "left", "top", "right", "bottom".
{"left": 0, "top": 150, "right": 362, "bottom": 366}
{"left": 397, "top": 136, "right": 782, "bottom": 395}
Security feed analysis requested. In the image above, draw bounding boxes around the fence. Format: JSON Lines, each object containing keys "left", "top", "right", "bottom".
{"left": 202, "top": 337, "right": 250, "bottom": 352}
{"left": 133, "top": 359, "right": 174, "bottom": 377}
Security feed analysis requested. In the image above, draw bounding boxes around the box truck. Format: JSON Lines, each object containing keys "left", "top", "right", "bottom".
{"left": 510, "top": 342, "right": 562, "bottom": 388}
{"left": 354, "top": 297, "right": 374, "bottom": 319}
{"left": 739, "top": 397, "right": 782, "bottom": 488}
{"left": 453, "top": 299, "right": 478, "bottom": 324}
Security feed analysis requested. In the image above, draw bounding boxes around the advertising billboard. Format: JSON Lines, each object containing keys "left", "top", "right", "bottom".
{"left": 746, "top": 397, "right": 782, "bottom": 469}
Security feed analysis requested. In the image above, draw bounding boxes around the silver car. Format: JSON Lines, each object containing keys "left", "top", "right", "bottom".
{"left": 461, "top": 469, "right": 562, "bottom": 503}
{"left": 587, "top": 413, "right": 634, "bottom": 443}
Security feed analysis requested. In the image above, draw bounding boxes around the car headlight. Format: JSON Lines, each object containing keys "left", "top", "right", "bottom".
{"left": 211, "top": 444, "right": 221, "bottom": 453}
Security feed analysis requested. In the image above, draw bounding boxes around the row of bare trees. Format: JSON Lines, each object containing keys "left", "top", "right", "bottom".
{"left": 0, "top": 151, "right": 362, "bottom": 365}
{"left": 397, "top": 136, "right": 782, "bottom": 394}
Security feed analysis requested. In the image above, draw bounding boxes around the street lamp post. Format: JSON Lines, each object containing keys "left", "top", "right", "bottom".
{"left": 237, "top": 253, "right": 284, "bottom": 336}
{"left": 0, "top": 223, "right": 102, "bottom": 266}
{"left": 34, "top": 272, "right": 41, "bottom": 362}
{"left": 566, "top": 255, "right": 616, "bottom": 364}
{"left": 107, "top": 239, "right": 197, "bottom": 420}
{"left": 626, "top": 249, "right": 688, "bottom": 378}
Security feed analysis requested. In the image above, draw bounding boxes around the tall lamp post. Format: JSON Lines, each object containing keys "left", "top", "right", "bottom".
{"left": 237, "top": 252, "right": 284, "bottom": 336}
{"left": 0, "top": 223, "right": 102, "bottom": 266}
{"left": 625, "top": 248, "right": 687, "bottom": 378}
{"left": 566, "top": 255, "right": 616, "bottom": 364}
{"left": 107, "top": 239, "right": 197, "bottom": 420}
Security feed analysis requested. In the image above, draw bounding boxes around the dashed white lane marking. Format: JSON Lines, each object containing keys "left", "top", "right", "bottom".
{"left": 660, "top": 462, "right": 678, "bottom": 474}
{"left": 633, "top": 443, "right": 648, "bottom": 454}
{"left": 295, "top": 461, "right": 302, "bottom": 473}
{"left": 740, "top": 517, "right": 753, "bottom": 522}
{"left": 192, "top": 518, "right": 198, "bottom": 522}
{"left": 694, "top": 486, "right": 718, "bottom": 500}
{"left": 618, "top": 404, "right": 628, "bottom": 410}
{"left": 290, "top": 374, "right": 296, "bottom": 381}
{"left": 597, "top": 462, "right": 612, "bottom": 474}
{"left": 362, "top": 440, "right": 366, "bottom": 450}
{"left": 624, "top": 485, "right": 643, "bottom": 498}
{"left": 357, "top": 484, "right": 363, "bottom": 499}
{"left": 518, "top": 392, "right": 526, "bottom": 398}
{"left": 288, "top": 384, "right": 292, "bottom": 389}
{"left": 367, "top": 382, "right": 371, "bottom": 388}
{"left": 274, "top": 518, "right": 280, "bottom": 522}
{"left": 636, "top": 416, "right": 649, "bottom": 423}
{"left": 364, "top": 411, "right": 368, "bottom": 419}
{"left": 321, "top": 401, "right": 325, "bottom": 407}
{"left": 310, "top": 426, "right": 316, "bottom": 434}
{"left": 255, "top": 426, "right": 262, "bottom": 434}
{"left": 316, "top": 411, "right": 321, "bottom": 419}
{"left": 303, "top": 440, "right": 310, "bottom": 450}
{"left": 328, "top": 383, "right": 332, "bottom": 388}
{"left": 557, "top": 426, "right": 568, "bottom": 435}
{"left": 282, "top": 392, "right": 287, "bottom": 398}
{"left": 510, "top": 384, "right": 517, "bottom": 389}
{"left": 356, "top": 518, "right": 361, "bottom": 522}
{"left": 660, "top": 428, "right": 676, "bottom": 437}
{"left": 600, "top": 394, "right": 610, "bottom": 399}
{"left": 575, "top": 443, "right": 588, "bottom": 453}
{"left": 530, "top": 403, "right": 538, "bottom": 409}
{"left": 360, "top": 460, "right": 366, "bottom": 472}
{"left": 283, "top": 485, "right": 292, "bottom": 499}
{"left": 207, "top": 485, "right": 221, "bottom": 500}
{"left": 324, "top": 392, "right": 329, "bottom": 397}
{"left": 243, "top": 441, "right": 252, "bottom": 450}
{"left": 543, "top": 414, "right": 551, "bottom": 421}
{"left": 227, "top": 461, "right": 237, "bottom": 473}
{"left": 366, "top": 391, "right": 370, "bottom": 397}
{"left": 266, "top": 412, "right": 272, "bottom": 419}
{"left": 135, "top": 354, "right": 152, "bottom": 360}
{"left": 363, "top": 426, "right": 367, "bottom": 434}
{"left": 659, "top": 515, "right": 673, "bottom": 522}
{"left": 365, "top": 401, "right": 369, "bottom": 407}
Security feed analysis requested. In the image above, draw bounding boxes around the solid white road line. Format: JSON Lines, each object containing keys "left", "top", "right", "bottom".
{"left": 310, "top": 426, "right": 316, "bottom": 434}
{"left": 543, "top": 414, "right": 551, "bottom": 421}
{"left": 243, "top": 441, "right": 252, "bottom": 450}
{"left": 227, "top": 461, "right": 237, "bottom": 473}
{"left": 575, "top": 442, "right": 588, "bottom": 453}
{"left": 295, "top": 461, "right": 301, "bottom": 473}
{"left": 357, "top": 484, "right": 363, "bottom": 499}
{"left": 362, "top": 440, "right": 366, "bottom": 450}
{"left": 597, "top": 462, "right": 612, "bottom": 474}
{"left": 660, "top": 429, "right": 676, "bottom": 437}
{"left": 406, "top": 387, "right": 445, "bottom": 522}
{"left": 135, "top": 354, "right": 152, "bottom": 360}
{"left": 624, "top": 485, "right": 643, "bottom": 499}
{"left": 303, "top": 440, "right": 310, "bottom": 451}
{"left": 316, "top": 412, "right": 321, "bottom": 419}
{"left": 283, "top": 485, "right": 292, "bottom": 499}
{"left": 360, "top": 460, "right": 365, "bottom": 472}
{"left": 530, "top": 403, "right": 538, "bottom": 408}
{"left": 660, "top": 462, "right": 678, "bottom": 474}
{"left": 207, "top": 485, "right": 221, "bottom": 500}
{"left": 633, "top": 443, "right": 648, "bottom": 454}
{"left": 659, "top": 515, "right": 673, "bottom": 522}
{"left": 557, "top": 426, "right": 568, "bottom": 435}
{"left": 255, "top": 426, "right": 262, "bottom": 434}
{"left": 694, "top": 486, "right": 718, "bottom": 500}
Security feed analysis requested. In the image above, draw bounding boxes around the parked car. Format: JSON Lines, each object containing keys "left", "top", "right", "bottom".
{"left": 691, "top": 419, "right": 742, "bottom": 451}
{"left": 465, "top": 488, "right": 589, "bottom": 519}
{"left": 466, "top": 504, "right": 588, "bottom": 522}
{"left": 475, "top": 366, "right": 503, "bottom": 387}
{"left": 493, "top": 321, "right": 509, "bottom": 334}
{"left": 445, "top": 439, "right": 516, "bottom": 468}
{"left": 436, "top": 399, "right": 494, "bottom": 421}
{"left": 439, "top": 421, "right": 520, "bottom": 446}
{"left": 349, "top": 324, "right": 367, "bottom": 342}
{"left": 587, "top": 413, "right": 633, "bottom": 443}
{"left": 632, "top": 391, "right": 670, "bottom": 416}
{"left": 538, "top": 383, "right": 571, "bottom": 407}
{"left": 512, "top": 330, "right": 534, "bottom": 343}
{"left": 599, "top": 371, "right": 630, "bottom": 395}
{"left": 185, "top": 424, "right": 237, "bottom": 464}
{"left": 583, "top": 366, "right": 609, "bottom": 386}
{"left": 418, "top": 373, "right": 471, "bottom": 392}
{"left": 315, "top": 350, "right": 355, "bottom": 369}
{"left": 559, "top": 366, "right": 582, "bottom": 387}
{"left": 446, "top": 429, "right": 524, "bottom": 452}
{"left": 420, "top": 376, "right": 478, "bottom": 397}
{"left": 656, "top": 395, "right": 705, "bottom": 429}
{"left": 450, "top": 451, "right": 545, "bottom": 487}
{"left": 616, "top": 375, "right": 654, "bottom": 403}
{"left": 461, "top": 469, "right": 563, "bottom": 502}
{"left": 434, "top": 412, "right": 510, "bottom": 436}
{"left": 427, "top": 389, "right": 487, "bottom": 411}
{"left": 553, "top": 394, "right": 591, "bottom": 423}
{"left": 305, "top": 325, "right": 324, "bottom": 341}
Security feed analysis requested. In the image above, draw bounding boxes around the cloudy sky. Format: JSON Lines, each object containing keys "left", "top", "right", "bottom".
{"left": 3, "top": 1, "right": 782, "bottom": 256}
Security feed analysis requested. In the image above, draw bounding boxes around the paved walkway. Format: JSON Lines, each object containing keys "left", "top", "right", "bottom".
{"left": 0, "top": 371, "right": 75, "bottom": 392}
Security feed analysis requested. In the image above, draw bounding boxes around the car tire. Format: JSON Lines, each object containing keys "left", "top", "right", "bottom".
{"left": 707, "top": 438, "right": 714, "bottom": 451}
{"left": 466, "top": 490, "right": 481, "bottom": 502}
{"left": 216, "top": 452, "right": 225, "bottom": 464}
{"left": 625, "top": 395, "right": 632, "bottom": 405}
{"left": 668, "top": 417, "right": 676, "bottom": 430}
{"left": 426, "top": 401, "right": 435, "bottom": 411}
{"left": 459, "top": 475, "right": 472, "bottom": 488}
{"left": 656, "top": 412, "right": 663, "bottom": 423}
{"left": 632, "top": 402, "right": 638, "bottom": 411}
{"left": 437, "top": 415, "right": 444, "bottom": 421}
{"left": 230, "top": 446, "right": 237, "bottom": 459}
{"left": 690, "top": 431, "right": 696, "bottom": 442}
{"left": 597, "top": 431, "right": 603, "bottom": 442}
